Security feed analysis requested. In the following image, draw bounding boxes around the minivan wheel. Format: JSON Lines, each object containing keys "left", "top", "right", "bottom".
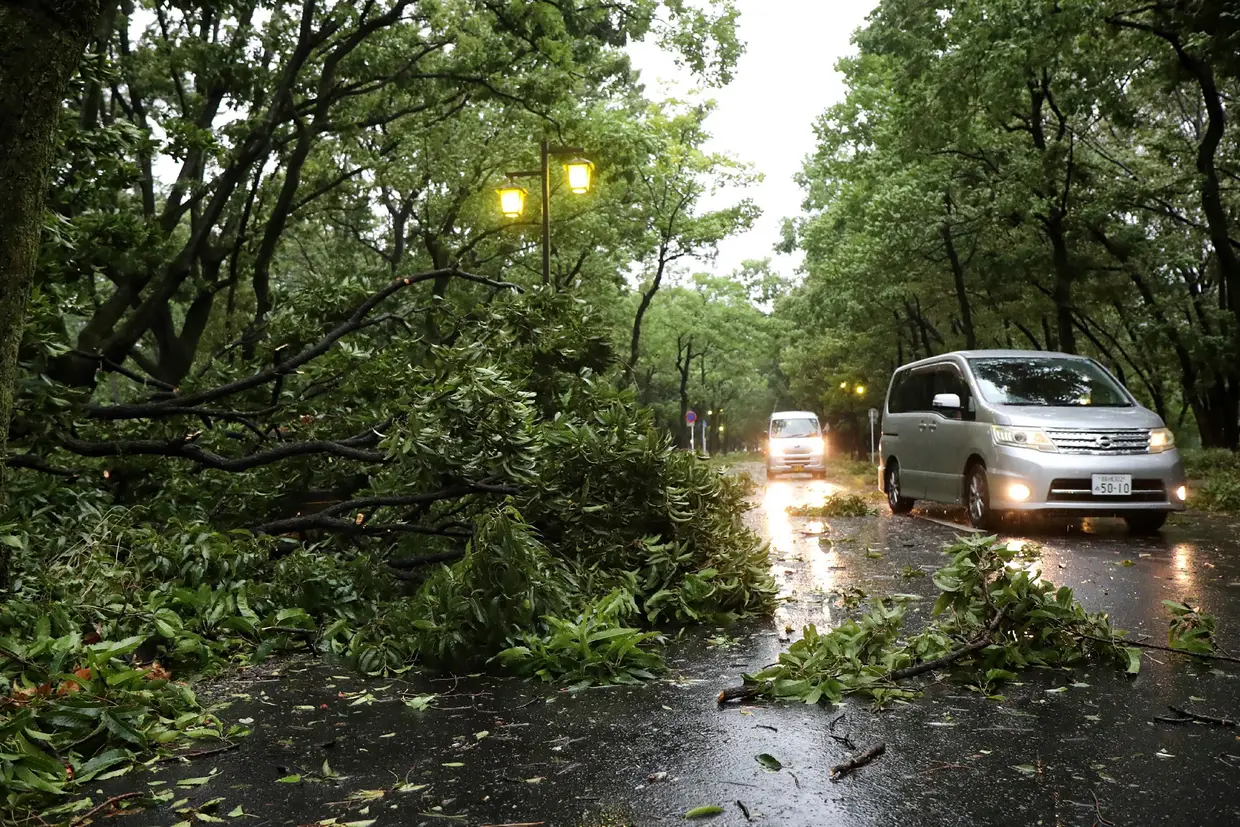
{"left": 886, "top": 463, "right": 914, "bottom": 514}
{"left": 966, "top": 465, "right": 999, "bottom": 530}
{"left": 1125, "top": 511, "right": 1168, "bottom": 534}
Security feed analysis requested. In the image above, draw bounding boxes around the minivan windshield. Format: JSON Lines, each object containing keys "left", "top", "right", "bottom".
{"left": 968, "top": 357, "right": 1132, "bottom": 407}
{"left": 771, "top": 418, "right": 820, "bottom": 438}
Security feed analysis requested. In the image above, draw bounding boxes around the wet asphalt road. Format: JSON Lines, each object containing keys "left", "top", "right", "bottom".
{"left": 101, "top": 465, "right": 1240, "bottom": 827}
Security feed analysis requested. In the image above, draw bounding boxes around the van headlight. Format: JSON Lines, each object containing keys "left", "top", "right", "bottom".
{"left": 769, "top": 441, "right": 786, "bottom": 456}
{"left": 992, "top": 425, "right": 1058, "bottom": 452}
{"left": 1149, "top": 427, "right": 1175, "bottom": 453}
{"left": 810, "top": 437, "right": 826, "bottom": 455}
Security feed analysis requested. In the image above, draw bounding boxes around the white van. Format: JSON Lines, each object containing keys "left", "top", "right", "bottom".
{"left": 766, "top": 411, "right": 826, "bottom": 478}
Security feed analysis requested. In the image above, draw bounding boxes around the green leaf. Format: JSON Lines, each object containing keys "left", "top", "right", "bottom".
{"left": 755, "top": 753, "right": 783, "bottom": 771}
{"left": 276, "top": 774, "right": 302, "bottom": 784}
{"left": 178, "top": 774, "right": 215, "bottom": 787}
{"left": 684, "top": 805, "right": 725, "bottom": 819}
{"left": 1125, "top": 647, "right": 1142, "bottom": 674}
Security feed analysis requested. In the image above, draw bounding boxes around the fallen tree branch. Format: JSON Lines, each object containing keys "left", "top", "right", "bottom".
{"left": 829, "top": 742, "right": 885, "bottom": 779}
{"left": 87, "top": 269, "right": 520, "bottom": 418}
{"left": 6, "top": 453, "right": 80, "bottom": 478}
{"left": 388, "top": 549, "right": 468, "bottom": 570}
{"left": 56, "top": 429, "right": 386, "bottom": 472}
{"left": 887, "top": 605, "right": 1009, "bottom": 681}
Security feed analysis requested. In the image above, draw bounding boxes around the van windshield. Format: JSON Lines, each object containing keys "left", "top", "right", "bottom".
{"left": 968, "top": 357, "right": 1132, "bottom": 407}
{"left": 771, "top": 418, "right": 819, "bottom": 438}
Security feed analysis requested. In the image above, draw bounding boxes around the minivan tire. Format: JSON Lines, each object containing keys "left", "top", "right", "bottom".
{"left": 966, "top": 464, "right": 999, "bottom": 531}
{"left": 1125, "top": 511, "right": 1168, "bottom": 534}
{"left": 886, "top": 462, "right": 915, "bottom": 514}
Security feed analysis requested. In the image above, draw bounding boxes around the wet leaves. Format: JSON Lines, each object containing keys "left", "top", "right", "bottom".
{"left": 277, "top": 774, "right": 302, "bottom": 783}
{"left": 403, "top": 694, "right": 437, "bottom": 711}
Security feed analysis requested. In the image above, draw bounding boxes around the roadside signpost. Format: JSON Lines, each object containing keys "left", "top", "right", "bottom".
{"left": 686, "top": 410, "right": 699, "bottom": 453}
{"left": 868, "top": 407, "right": 879, "bottom": 464}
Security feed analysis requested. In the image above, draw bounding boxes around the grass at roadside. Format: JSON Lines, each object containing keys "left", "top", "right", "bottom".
{"left": 1181, "top": 448, "right": 1240, "bottom": 514}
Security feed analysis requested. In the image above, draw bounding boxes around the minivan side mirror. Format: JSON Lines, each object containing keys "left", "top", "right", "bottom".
{"left": 932, "top": 392, "right": 962, "bottom": 410}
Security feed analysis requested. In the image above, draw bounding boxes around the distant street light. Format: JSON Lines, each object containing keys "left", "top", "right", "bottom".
{"left": 839, "top": 382, "right": 847, "bottom": 389}
{"left": 855, "top": 385, "right": 866, "bottom": 395}
{"left": 496, "top": 139, "right": 594, "bottom": 284}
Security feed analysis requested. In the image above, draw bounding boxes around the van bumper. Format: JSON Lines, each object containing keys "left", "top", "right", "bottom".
{"left": 987, "top": 447, "right": 1188, "bottom": 513}
{"left": 768, "top": 458, "right": 826, "bottom": 474}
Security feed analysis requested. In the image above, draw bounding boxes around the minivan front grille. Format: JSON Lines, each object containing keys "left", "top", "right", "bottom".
{"left": 1047, "top": 478, "right": 1166, "bottom": 503}
{"left": 1044, "top": 428, "right": 1150, "bottom": 455}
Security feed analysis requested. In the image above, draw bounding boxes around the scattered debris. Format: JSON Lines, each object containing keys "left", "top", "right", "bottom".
{"left": 736, "top": 800, "right": 752, "bottom": 821}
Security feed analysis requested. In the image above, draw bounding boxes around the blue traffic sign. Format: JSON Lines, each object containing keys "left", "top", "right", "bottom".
{"left": 685, "top": 410, "right": 697, "bottom": 424}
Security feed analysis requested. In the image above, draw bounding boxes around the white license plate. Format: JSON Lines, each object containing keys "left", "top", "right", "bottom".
{"left": 1092, "top": 474, "right": 1132, "bottom": 496}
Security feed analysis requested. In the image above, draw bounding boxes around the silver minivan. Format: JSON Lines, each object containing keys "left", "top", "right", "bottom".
{"left": 878, "top": 350, "right": 1187, "bottom": 532}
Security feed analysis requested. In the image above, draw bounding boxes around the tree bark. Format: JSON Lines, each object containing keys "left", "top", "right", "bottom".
{"left": 940, "top": 219, "right": 976, "bottom": 349}
{"left": 0, "top": 0, "right": 101, "bottom": 510}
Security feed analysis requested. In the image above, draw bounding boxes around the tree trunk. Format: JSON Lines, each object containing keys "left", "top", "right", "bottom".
{"left": 0, "top": 0, "right": 100, "bottom": 513}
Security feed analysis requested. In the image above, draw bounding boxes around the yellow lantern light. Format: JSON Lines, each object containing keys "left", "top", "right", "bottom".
{"left": 840, "top": 382, "right": 847, "bottom": 389}
{"left": 564, "top": 158, "right": 594, "bottom": 194}
{"left": 855, "top": 385, "right": 866, "bottom": 395}
{"left": 497, "top": 184, "right": 527, "bottom": 218}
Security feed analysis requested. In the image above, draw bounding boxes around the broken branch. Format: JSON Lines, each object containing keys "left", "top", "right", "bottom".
{"left": 829, "top": 742, "right": 886, "bottom": 779}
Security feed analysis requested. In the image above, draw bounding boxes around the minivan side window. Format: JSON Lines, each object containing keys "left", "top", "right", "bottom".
{"left": 925, "top": 363, "right": 972, "bottom": 420}
{"left": 889, "top": 370, "right": 929, "bottom": 413}
{"left": 889, "top": 363, "right": 972, "bottom": 417}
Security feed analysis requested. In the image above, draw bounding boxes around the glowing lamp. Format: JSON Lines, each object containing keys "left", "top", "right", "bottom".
{"left": 564, "top": 158, "right": 594, "bottom": 194}
{"left": 497, "top": 184, "right": 527, "bottom": 218}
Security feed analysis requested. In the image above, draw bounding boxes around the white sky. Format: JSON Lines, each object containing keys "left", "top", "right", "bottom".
{"left": 627, "top": 0, "right": 877, "bottom": 282}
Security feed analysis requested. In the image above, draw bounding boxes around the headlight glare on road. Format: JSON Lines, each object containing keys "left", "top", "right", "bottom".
{"left": 1149, "top": 427, "right": 1176, "bottom": 453}
{"left": 991, "top": 425, "right": 1058, "bottom": 452}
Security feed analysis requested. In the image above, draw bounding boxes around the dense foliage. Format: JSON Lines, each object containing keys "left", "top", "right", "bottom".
{"left": 778, "top": 0, "right": 1240, "bottom": 450}
{"left": 0, "top": 0, "right": 784, "bottom": 818}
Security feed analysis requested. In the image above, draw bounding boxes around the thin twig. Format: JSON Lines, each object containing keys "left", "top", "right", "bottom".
{"left": 1091, "top": 790, "right": 1115, "bottom": 827}
{"left": 829, "top": 742, "right": 886, "bottom": 780}
{"left": 1158, "top": 705, "right": 1238, "bottom": 727}
{"left": 70, "top": 792, "right": 145, "bottom": 825}
{"left": 160, "top": 741, "right": 239, "bottom": 762}
{"left": 1080, "top": 634, "right": 1240, "bottom": 665}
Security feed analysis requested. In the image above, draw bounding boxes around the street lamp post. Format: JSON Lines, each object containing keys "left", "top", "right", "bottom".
{"left": 497, "top": 138, "right": 594, "bottom": 285}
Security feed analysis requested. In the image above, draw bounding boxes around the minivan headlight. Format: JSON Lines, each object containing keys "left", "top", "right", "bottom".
{"left": 1149, "top": 427, "right": 1175, "bottom": 453}
{"left": 992, "top": 425, "right": 1058, "bottom": 452}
